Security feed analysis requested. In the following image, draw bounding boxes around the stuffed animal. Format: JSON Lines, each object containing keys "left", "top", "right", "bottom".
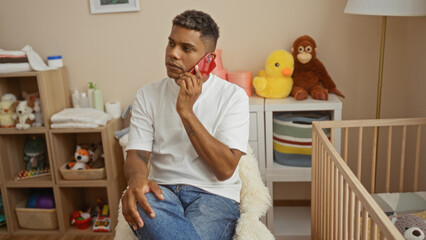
{"left": 291, "top": 35, "right": 344, "bottom": 100}
{"left": 23, "top": 136, "right": 46, "bottom": 170}
{"left": 391, "top": 214, "right": 426, "bottom": 240}
{"left": 22, "top": 91, "right": 43, "bottom": 127}
{"left": 12, "top": 100, "right": 35, "bottom": 130}
{"left": 253, "top": 50, "right": 294, "bottom": 99}
{"left": 67, "top": 145, "right": 92, "bottom": 170}
{"left": 0, "top": 93, "right": 17, "bottom": 128}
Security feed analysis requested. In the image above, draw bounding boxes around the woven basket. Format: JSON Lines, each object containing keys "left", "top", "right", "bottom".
{"left": 15, "top": 202, "right": 58, "bottom": 230}
{"left": 60, "top": 163, "right": 106, "bottom": 180}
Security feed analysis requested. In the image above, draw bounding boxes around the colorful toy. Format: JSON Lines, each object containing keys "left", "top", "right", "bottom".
{"left": 35, "top": 191, "right": 55, "bottom": 209}
{"left": 0, "top": 93, "right": 17, "bottom": 128}
{"left": 66, "top": 145, "right": 92, "bottom": 170}
{"left": 23, "top": 136, "right": 46, "bottom": 170}
{"left": 391, "top": 214, "right": 426, "bottom": 240}
{"left": 0, "top": 195, "right": 5, "bottom": 226}
{"left": 26, "top": 189, "right": 55, "bottom": 209}
{"left": 291, "top": 35, "right": 344, "bottom": 100}
{"left": 93, "top": 204, "right": 111, "bottom": 232}
{"left": 16, "top": 167, "right": 50, "bottom": 181}
{"left": 26, "top": 192, "right": 41, "bottom": 208}
{"left": 71, "top": 210, "right": 92, "bottom": 229}
{"left": 253, "top": 50, "right": 294, "bottom": 99}
{"left": 12, "top": 100, "right": 35, "bottom": 130}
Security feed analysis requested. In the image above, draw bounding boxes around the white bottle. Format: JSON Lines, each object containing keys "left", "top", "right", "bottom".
{"left": 72, "top": 89, "right": 80, "bottom": 108}
{"left": 80, "top": 92, "right": 89, "bottom": 108}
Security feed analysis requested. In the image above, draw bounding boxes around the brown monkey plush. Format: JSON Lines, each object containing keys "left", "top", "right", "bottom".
{"left": 291, "top": 35, "right": 344, "bottom": 100}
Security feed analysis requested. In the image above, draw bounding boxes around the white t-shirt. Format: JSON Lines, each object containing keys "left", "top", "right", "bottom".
{"left": 126, "top": 74, "right": 249, "bottom": 202}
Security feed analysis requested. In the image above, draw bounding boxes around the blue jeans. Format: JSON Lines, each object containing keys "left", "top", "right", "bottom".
{"left": 130, "top": 184, "right": 240, "bottom": 240}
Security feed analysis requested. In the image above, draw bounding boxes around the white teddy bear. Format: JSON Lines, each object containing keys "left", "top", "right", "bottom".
{"left": 12, "top": 100, "right": 35, "bottom": 130}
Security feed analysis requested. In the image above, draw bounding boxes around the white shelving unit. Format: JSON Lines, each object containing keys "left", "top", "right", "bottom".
{"left": 264, "top": 94, "right": 342, "bottom": 239}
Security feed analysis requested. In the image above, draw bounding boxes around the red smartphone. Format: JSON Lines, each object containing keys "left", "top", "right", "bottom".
{"left": 189, "top": 52, "right": 216, "bottom": 79}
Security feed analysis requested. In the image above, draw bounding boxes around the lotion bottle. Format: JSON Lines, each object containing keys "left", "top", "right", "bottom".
{"left": 88, "top": 82, "right": 95, "bottom": 108}
{"left": 93, "top": 85, "right": 104, "bottom": 112}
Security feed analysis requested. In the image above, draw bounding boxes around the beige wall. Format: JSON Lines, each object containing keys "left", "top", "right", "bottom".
{"left": 1, "top": 0, "right": 425, "bottom": 200}
{"left": 1, "top": 0, "right": 425, "bottom": 119}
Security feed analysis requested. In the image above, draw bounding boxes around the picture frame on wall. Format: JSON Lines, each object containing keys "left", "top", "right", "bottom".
{"left": 89, "top": 0, "right": 140, "bottom": 14}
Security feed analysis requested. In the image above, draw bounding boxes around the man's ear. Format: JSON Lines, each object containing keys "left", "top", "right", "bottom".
{"left": 211, "top": 52, "right": 216, "bottom": 60}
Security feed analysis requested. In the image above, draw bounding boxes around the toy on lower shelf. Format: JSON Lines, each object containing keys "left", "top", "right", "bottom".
{"left": 71, "top": 209, "right": 92, "bottom": 230}
{"left": 93, "top": 204, "right": 111, "bottom": 232}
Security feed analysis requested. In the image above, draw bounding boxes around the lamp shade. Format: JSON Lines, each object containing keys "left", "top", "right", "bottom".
{"left": 344, "top": 0, "right": 426, "bottom": 16}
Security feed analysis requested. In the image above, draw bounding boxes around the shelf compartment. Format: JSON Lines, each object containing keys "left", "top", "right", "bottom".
{"left": 0, "top": 68, "right": 71, "bottom": 130}
{"left": 0, "top": 134, "right": 53, "bottom": 185}
{"left": 49, "top": 131, "right": 106, "bottom": 183}
{"left": 57, "top": 187, "right": 109, "bottom": 234}
{"left": 273, "top": 206, "right": 311, "bottom": 240}
{"left": 4, "top": 187, "right": 59, "bottom": 233}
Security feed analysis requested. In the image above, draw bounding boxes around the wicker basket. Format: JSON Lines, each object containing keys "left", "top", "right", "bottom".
{"left": 15, "top": 201, "right": 58, "bottom": 230}
{"left": 59, "top": 163, "right": 106, "bottom": 180}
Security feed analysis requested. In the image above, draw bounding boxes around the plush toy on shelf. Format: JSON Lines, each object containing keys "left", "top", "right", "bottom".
{"left": 253, "top": 50, "right": 294, "bottom": 99}
{"left": 391, "top": 214, "right": 426, "bottom": 240}
{"left": 67, "top": 145, "right": 92, "bottom": 170}
{"left": 12, "top": 100, "right": 35, "bottom": 130}
{"left": 0, "top": 93, "right": 17, "bottom": 128}
{"left": 291, "top": 35, "right": 344, "bottom": 100}
{"left": 22, "top": 91, "right": 43, "bottom": 127}
{"left": 23, "top": 136, "right": 46, "bottom": 170}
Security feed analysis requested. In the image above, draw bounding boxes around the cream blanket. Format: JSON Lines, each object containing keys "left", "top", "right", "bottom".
{"left": 50, "top": 108, "right": 111, "bottom": 128}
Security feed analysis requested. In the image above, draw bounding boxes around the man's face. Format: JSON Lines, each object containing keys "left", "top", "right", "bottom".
{"left": 165, "top": 25, "right": 206, "bottom": 80}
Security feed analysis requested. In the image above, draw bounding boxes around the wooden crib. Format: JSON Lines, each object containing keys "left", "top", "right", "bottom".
{"left": 311, "top": 118, "right": 426, "bottom": 240}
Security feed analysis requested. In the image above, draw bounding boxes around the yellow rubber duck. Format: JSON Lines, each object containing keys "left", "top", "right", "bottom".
{"left": 253, "top": 50, "right": 294, "bottom": 99}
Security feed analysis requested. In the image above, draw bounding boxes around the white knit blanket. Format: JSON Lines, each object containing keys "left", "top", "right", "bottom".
{"left": 50, "top": 108, "right": 111, "bottom": 128}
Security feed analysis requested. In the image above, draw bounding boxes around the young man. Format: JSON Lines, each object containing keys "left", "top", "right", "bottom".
{"left": 122, "top": 10, "right": 249, "bottom": 240}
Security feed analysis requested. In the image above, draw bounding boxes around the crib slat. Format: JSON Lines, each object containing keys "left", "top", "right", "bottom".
{"left": 399, "top": 126, "right": 407, "bottom": 192}
{"left": 361, "top": 207, "right": 368, "bottom": 240}
{"left": 385, "top": 126, "right": 392, "bottom": 192}
{"left": 355, "top": 198, "right": 361, "bottom": 240}
{"left": 371, "top": 126, "right": 378, "bottom": 193}
{"left": 338, "top": 174, "right": 343, "bottom": 240}
{"left": 371, "top": 222, "right": 378, "bottom": 240}
{"left": 348, "top": 191, "right": 354, "bottom": 240}
{"left": 414, "top": 124, "right": 422, "bottom": 191}
{"left": 343, "top": 181, "right": 349, "bottom": 240}
{"left": 357, "top": 127, "right": 363, "bottom": 180}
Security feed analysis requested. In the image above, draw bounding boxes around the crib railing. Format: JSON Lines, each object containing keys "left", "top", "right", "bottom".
{"left": 311, "top": 118, "right": 426, "bottom": 240}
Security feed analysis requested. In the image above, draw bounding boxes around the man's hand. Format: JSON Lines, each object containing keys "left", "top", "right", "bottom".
{"left": 121, "top": 176, "right": 164, "bottom": 230}
{"left": 176, "top": 65, "right": 203, "bottom": 116}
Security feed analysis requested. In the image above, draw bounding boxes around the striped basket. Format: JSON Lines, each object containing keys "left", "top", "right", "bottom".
{"left": 273, "top": 111, "right": 330, "bottom": 167}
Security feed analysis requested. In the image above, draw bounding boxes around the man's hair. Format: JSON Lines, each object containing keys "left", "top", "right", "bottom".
{"left": 172, "top": 10, "right": 220, "bottom": 52}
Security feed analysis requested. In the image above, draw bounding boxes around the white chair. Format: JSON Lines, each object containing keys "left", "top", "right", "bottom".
{"left": 114, "top": 144, "right": 273, "bottom": 240}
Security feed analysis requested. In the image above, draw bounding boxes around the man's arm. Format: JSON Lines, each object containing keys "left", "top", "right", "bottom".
{"left": 176, "top": 67, "right": 246, "bottom": 181}
{"left": 122, "top": 150, "right": 163, "bottom": 230}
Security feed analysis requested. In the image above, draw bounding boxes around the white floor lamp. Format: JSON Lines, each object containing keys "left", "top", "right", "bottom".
{"left": 344, "top": 0, "right": 426, "bottom": 193}
{"left": 344, "top": 0, "right": 426, "bottom": 119}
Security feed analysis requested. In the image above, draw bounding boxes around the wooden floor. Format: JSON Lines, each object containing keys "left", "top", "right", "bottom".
{"left": 0, "top": 235, "right": 114, "bottom": 240}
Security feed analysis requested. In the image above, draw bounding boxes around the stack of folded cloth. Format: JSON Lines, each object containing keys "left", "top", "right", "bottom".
{"left": 0, "top": 49, "right": 31, "bottom": 73}
{"left": 0, "top": 45, "right": 52, "bottom": 74}
{"left": 50, "top": 108, "right": 112, "bottom": 129}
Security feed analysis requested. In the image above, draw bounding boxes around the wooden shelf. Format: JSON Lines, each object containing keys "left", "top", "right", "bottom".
{"left": 0, "top": 68, "right": 126, "bottom": 236}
